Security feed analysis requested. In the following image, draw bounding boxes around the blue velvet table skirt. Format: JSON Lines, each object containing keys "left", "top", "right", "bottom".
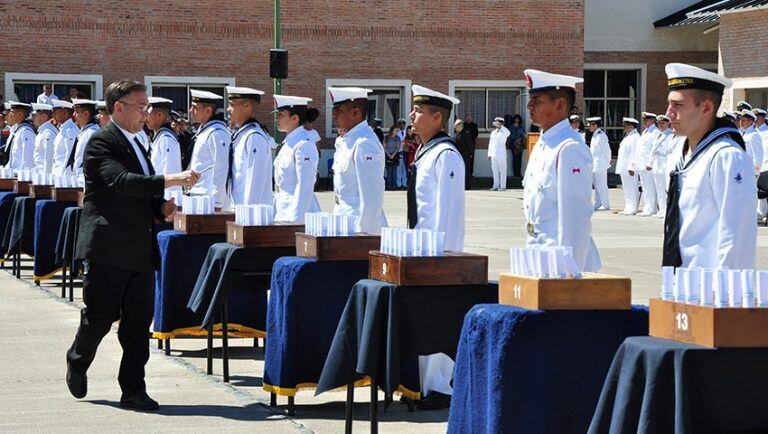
{"left": 447, "top": 304, "right": 649, "bottom": 434}
{"left": 263, "top": 256, "right": 369, "bottom": 397}
{"left": 0, "top": 196, "right": 36, "bottom": 259}
{"left": 33, "top": 200, "right": 76, "bottom": 281}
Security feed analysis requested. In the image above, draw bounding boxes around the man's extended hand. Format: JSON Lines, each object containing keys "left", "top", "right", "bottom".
{"left": 164, "top": 170, "right": 200, "bottom": 189}
{"left": 162, "top": 197, "right": 177, "bottom": 222}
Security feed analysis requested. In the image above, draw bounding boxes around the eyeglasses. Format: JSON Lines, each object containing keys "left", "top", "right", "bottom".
{"left": 117, "top": 100, "right": 149, "bottom": 113}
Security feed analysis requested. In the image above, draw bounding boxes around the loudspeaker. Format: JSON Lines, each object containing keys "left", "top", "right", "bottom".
{"left": 270, "top": 49, "right": 288, "bottom": 79}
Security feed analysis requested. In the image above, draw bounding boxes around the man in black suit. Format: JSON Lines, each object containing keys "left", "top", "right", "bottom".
{"left": 66, "top": 80, "right": 200, "bottom": 411}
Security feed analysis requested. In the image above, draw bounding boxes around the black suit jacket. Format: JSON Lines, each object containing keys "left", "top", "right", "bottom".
{"left": 76, "top": 122, "right": 166, "bottom": 272}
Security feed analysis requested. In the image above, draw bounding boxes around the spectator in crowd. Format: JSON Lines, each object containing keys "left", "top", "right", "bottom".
{"left": 402, "top": 125, "right": 419, "bottom": 168}
{"left": 507, "top": 114, "right": 525, "bottom": 177}
{"left": 463, "top": 114, "right": 479, "bottom": 183}
{"left": 395, "top": 119, "right": 408, "bottom": 187}
{"left": 37, "top": 83, "right": 59, "bottom": 105}
{"left": 453, "top": 119, "right": 474, "bottom": 189}
{"left": 62, "top": 86, "right": 80, "bottom": 102}
{"left": 371, "top": 118, "right": 384, "bottom": 144}
{"left": 384, "top": 125, "right": 401, "bottom": 190}
{"left": 177, "top": 117, "right": 194, "bottom": 169}
{"left": 304, "top": 118, "right": 321, "bottom": 144}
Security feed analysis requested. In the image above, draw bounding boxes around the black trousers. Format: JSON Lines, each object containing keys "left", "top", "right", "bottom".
{"left": 512, "top": 152, "right": 523, "bottom": 178}
{"left": 66, "top": 261, "right": 154, "bottom": 397}
{"left": 463, "top": 155, "right": 474, "bottom": 190}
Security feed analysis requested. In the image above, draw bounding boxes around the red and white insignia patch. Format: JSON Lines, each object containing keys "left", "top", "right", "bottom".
{"left": 365, "top": 154, "right": 373, "bottom": 161}
{"left": 303, "top": 156, "right": 311, "bottom": 161}
{"left": 571, "top": 166, "right": 581, "bottom": 174}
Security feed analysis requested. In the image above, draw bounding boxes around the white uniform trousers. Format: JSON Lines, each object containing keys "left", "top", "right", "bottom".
{"left": 491, "top": 153, "right": 507, "bottom": 190}
{"left": 619, "top": 172, "right": 639, "bottom": 214}
{"left": 419, "top": 353, "right": 455, "bottom": 396}
{"left": 592, "top": 169, "right": 610, "bottom": 209}
{"left": 654, "top": 172, "right": 668, "bottom": 217}
{"left": 638, "top": 170, "right": 658, "bottom": 215}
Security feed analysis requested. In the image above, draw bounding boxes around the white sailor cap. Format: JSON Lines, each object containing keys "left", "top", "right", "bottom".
{"left": 95, "top": 100, "right": 107, "bottom": 111}
{"left": 739, "top": 109, "right": 756, "bottom": 120}
{"left": 657, "top": 115, "right": 670, "bottom": 122}
{"left": 328, "top": 87, "right": 372, "bottom": 107}
{"left": 569, "top": 115, "right": 581, "bottom": 122}
{"left": 226, "top": 86, "right": 264, "bottom": 101}
{"left": 190, "top": 89, "right": 223, "bottom": 104}
{"left": 411, "top": 85, "right": 460, "bottom": 111}
{"left": 585, "top": 116, "right": 601, "bottom": 123}
{"left": 754, "top": 108, "right": 767, "bottom": 117}
{"left": 641, "top": 112, "right": 657, "bottom": 119}
{"left": 147, "top": 97, "right": 173, "bottom": 109}
{"left": 665, "top": 63, "right": 732, "bottom": 94}
{"left": 494, "top": 117, "right": 505, "bottom": 123}
{"left": 523, "top": 69, "right": 583, "bottom": 94}
{"left": 72, "top": 98, "right": 97, "bottom": 107}
{"left": 397, "top": 118, "right": 407, "bottom": 124}
{"left": 52, "top": 100, "right": 74, "bottom": 110}
{"left": 31, "top": 103, "right": 53, "bottom": 113}
{"left": 736, "top": 100, "right": 752, "bottom": 111}
{"left": 622, "top": 117, "right": 639, "bottom": 124}
{"left": 273, "top": 95, "right": 312, "bottom": 112}
{"left": 722, "top": 111, "right": 737, "bottom": 121}
{"left": 7, "top": 101, "right": 31, "bottom": 109}
{"left": 3, "top": 102, "right": 9, "bottom": 111}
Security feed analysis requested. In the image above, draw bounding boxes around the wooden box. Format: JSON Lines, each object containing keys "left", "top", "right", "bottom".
{"left": 526, "top": 132, "right": 540, "bottom": 162}
{"left": 226, "top": 222, "right": 304, "bottom": 247}
{"left": 649, "top": 298, "right": 768, "bottom": 348}
{"left": 0, "top": 178, "right": 15, "bottom": 190}
{"left": 29, "top": 184, "right": 53, "bottom": 199}
{"left": 13, "top": 180, "right": 31, "bottom": 195}
{"left": 173, "top": 212, "right": 235, "bottom": 235}
{"left": 498, "top": 273, "right": 631, "bottom": 310}
{"left": 296, "top": 233, "right": 380, "bottom": 261}
{"left": 368, "top": 251, "right": 488, "bottom": 286}
{"left": 51, "top": 187, "right": 82, "bottom": 203}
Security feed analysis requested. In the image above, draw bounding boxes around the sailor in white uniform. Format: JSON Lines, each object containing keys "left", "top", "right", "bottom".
{"left": 272, "top": 95, "right": 321, "bottom": 223}
{"left": 523, "top": 69, "right": 601, "bottom": 272}
{"left": 31, "top": 103, "right": 58, "bottom": 173}
{"left": 4, "top": 101, "right": 36, "bottom": 170}
{"left": 649, "top": 115, "right": 674, "bottom": 218}
{"left": 662, "top": 63, "right": 756, "bottom": 270}
{"left": 96, "top": 101, "right": 110, "bottom": 128}
{"left": 225, "top": 86, "right": 273, "bottom": 208}
{"left": 754, "top": 108, "right": 768, "bottom": 218}
{"left": 737, "top": 109, "right": 764, "bottom": 176}
{"left": 636, "top": 112, "right": 659, "bottom": 216}
{"left": 586, "top": 116, "right": 611, "bottom": 210}
{"left": 51, "top": 100, "right": 79, "bottom": 176}
{"left": 187, "top": 89, "right": 231, "bottom": 208}
{"left": 569, "top": 114, "right": 585, "bottom": 143}
{"left": 407, "top": 84, "right": 465, "bottom": 410}
{"left": 146, "top": 97, "right": 182, "bottom": 179}
{"left": 614, "top": 117, "right": 640, "bottom": 215}
{"left": 487, "top": 117, "right": 510, "bottom": 191}
{"left": 328, "top": 87, "right": 387, "bottom": 233}
{"left": 64, "top": 99, "right": 100, "bottom": 176}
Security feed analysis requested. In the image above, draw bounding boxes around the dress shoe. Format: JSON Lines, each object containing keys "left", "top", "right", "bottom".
{"left": 120, "top": 391, "right": 159, "bottom": 411}
{"left": 416, "top": 391, "right": 451, "bottom": 410}
{"left": 66, "top": 366, "right": 87, "bottom": 399}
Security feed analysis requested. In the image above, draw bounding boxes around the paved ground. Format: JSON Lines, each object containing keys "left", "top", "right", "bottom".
{"left": 1, "top": 188, "right": 766, "bottom": 432}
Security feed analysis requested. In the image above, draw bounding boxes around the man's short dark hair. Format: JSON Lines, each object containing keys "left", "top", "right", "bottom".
{"left": 105, "top": 80, "right": 147, "bottom": 114}
{"left": 342, "top": 98, "right": 368, "bottom": 120}
{"left": 543, "top": 89, "right": 575, "bottom": 110}
{"left": 425, "top": 104, "right": 452, "bottom": 128}
{"left": 691, "top": 89, "right": 723, "bottom": 113}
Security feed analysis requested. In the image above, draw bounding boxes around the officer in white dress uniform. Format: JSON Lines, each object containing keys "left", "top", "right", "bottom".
{"left": 146, "top": 97, "right": 182, "bottom": 179}
{"left": 570, "top": 114, "right": 586, "bottom": 143}
{"left": 96, "top": 101, "right": 110, "bottom": 128}
{"left": 487, "top": 117, "right": 510, "bottom": 191}
{"left": 328, "top": 87, "right": 387, "bottom": 233}
{"left": 407, "top": 84, "right": 465, "bottom": 410}
{"left": 614, "top": 117, "right": 640, "bottom": 215}
{"left": 662, "top": 63, "right": 756, "bottom": 270}
{"left": 586, "top": 116, "right": 611, "bottom": 210}
{"left": 187, "top": 89, "right": 231, "bottom": 208}
{"left": 649, "top": 115, "right": 674, "bottom": 218}
{"left": 635, "top": 112, "right": 659, "bottom": 216}
{"left": 51, "top": 100, "right": 79, "bottom": 176}
{"left": 737, "top": 109, "right": 764, "bottom": 176}
{"left": 523, "top": 69, "right": 601, "bottom": 272}
{"left": 64, "top": 99, "right": 100, "bottom": 176}
{"left": 753, "top": 108, "right": 768, "bottom": 218}
{"left": 225, "top": 86, "right": 273, "bottom": 208}
{"left": 4, "top": 101, "right": 36, "bottom": 170}
{"left": 272, "top": 95, "right": 321, "bottom": 223}
{"left": 31, "top": 103, "right": 58, "bottom": 173}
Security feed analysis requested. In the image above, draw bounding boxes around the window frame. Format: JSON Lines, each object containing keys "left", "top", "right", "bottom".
{"left": 449, "top": 80, "right": 528, "bottom": 136}
{"left": 4, "top": 72, "right": 104, "bottom": 101}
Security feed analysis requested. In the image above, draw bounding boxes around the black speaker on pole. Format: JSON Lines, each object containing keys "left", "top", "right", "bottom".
{"left": 270, "top": 49, "right": 288, "bottom": 79}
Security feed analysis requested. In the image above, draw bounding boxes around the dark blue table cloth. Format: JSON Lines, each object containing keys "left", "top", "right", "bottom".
{"left": 54, "top": 207, "right": 81, "bottom": 269}
{"left": 1, "top": 196, "right": 36, "bottom": 259}
{"left": 0, "top": 191, "right": 19, "bottom": 266}
{"left": 153, "top": 230, "right": 268, "bottom": 339}
{"left": 447, "top": 304, "right": 649, "bottom": 434}
{"left": 588, "top": 336, "right": 768, "bottom": 434}
{"left": 33, "top": 199, "right": 76, "bottom": 281}
{"left": 263, "top": 256, "right": 369, "bottom": 397}
{"left": 316, "top": 279, "right": 499, "bottom": 400}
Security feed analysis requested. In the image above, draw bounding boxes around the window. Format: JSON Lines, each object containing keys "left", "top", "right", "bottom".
{"left": 4, "top": 73, "right": 103, "bottom": 104}
{"left": 324, "top": 79, "right": 412, "bottom": 138}
{"left": 366, "top": 87, "right": 405, "bottom": 131}
{"left": 583, "top": 69, "right": 642, "bottom": 151}
{"left": 746, "top": 88, "right": 768, "bottom": 109}
{"left": 145, "top": 76, "right": 235, "bottom": 117}
{"left": 455, "top": 88, "right": 523, "bottom": 132}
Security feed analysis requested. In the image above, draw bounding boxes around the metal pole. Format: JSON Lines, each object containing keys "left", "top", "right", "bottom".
{"left": 273, "top": 0, "right": 281, "bottom": 143}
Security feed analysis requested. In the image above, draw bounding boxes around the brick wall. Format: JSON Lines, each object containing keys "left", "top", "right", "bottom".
{"left": 0, "top": 0, "right": 584, "bottom": 146}
{"left": 719, "top": 9, "right": 768, "bottom": 79}
{"left": 584, "top": 50, "right": 718, "bottom": 116}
